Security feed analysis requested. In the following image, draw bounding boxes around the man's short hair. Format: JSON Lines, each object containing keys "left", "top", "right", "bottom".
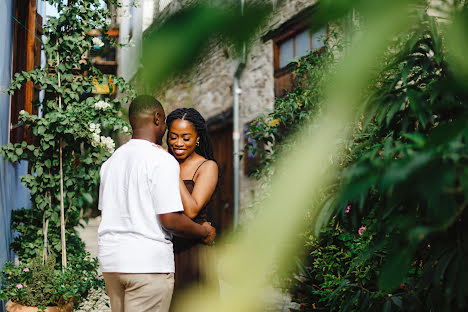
{"left": 129, "top": 95, "right": 164, "bottom": 128}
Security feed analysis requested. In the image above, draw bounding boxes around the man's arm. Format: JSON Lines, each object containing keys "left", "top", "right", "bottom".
{"left": 159, "top": 212, "right": 216, "bottom": 244}
{"left": 151, "top": 155, "right": 216, "bottom": 243}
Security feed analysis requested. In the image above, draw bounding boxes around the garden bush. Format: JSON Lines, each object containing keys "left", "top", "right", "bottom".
{"left": 248, "top": 1, "right": 468, "bottom": 311}
{"left": 0, "top": 0, "right": 134, "bottom": 308}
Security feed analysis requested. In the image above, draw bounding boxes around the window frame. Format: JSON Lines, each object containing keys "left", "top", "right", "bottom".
{"left": 273, "top": 24, "right": 328, "bottom": 75}
{"left": 272, "top": 23, "right": 328, "bottom": 97}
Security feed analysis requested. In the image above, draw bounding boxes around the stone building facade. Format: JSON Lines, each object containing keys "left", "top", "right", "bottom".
{"left": 152, "top": 0, "right": 319, "bottom": 225}
{"left": 154, "top": 0, "right": 316, "bottom": 229}
{"left": 118, "top": 0, "right": 321, "bottom": 231}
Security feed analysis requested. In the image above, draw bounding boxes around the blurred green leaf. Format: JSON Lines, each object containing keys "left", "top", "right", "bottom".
{"left": 379, "top": 247, "right": 413, "bottom": 291}
{"left": 426, "top": 118, "right": 467, "bottom": 148}
{"left": 142, "top": 2, "right": 272, "bottom": 88}
{"left": 380, "top": 153, "right": 431, "bottom": 189}
{"left": 401, "top": 132, "right": 425, "bottom": 147}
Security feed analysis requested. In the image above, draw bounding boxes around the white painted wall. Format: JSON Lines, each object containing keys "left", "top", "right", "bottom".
{"left": 117, "top": 0, "right": 156, "bottom": 82}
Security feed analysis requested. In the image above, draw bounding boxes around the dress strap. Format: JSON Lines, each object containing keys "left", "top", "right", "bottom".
{"left": 192, "top": 160, "right": 210, "bottom": 180}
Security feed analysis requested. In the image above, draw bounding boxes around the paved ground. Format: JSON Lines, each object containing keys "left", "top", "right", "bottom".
{"left": 76, "top": 217, "right": 111, "bottom": 312}
{"left": 76, "top": 217, "right": 297, "bottom": 312}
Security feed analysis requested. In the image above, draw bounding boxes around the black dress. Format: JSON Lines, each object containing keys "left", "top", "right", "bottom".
{"left": 170, "top": 161, "right": 219, "bottom": 309}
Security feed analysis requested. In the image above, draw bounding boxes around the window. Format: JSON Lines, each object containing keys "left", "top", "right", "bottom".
{"left": 276, "top": 26, "right": 327, "bottom": 69}
{"left": 273, "top": 25, "right": 327, "bottom": 97}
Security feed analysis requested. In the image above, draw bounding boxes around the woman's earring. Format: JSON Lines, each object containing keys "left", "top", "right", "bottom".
{"left": 196, "top": 141, "right": 200, "bottom": 146}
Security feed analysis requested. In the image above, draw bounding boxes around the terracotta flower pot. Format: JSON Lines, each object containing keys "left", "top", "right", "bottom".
{"left": 5, "top": 300, "right": 73, "bottom": 312}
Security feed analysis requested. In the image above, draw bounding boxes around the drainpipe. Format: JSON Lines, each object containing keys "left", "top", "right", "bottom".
{"left": 233, "top": 0, "right": 246, "bottom": 230}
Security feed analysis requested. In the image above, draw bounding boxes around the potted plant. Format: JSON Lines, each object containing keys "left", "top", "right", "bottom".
{"left": 0, "top": 0, "right": 134, "bottom": 309}
{"left": 1, "top": 252, "right": 103, "bottom": 312}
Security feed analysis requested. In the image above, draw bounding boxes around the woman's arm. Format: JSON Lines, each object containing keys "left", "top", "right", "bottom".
{"left": 180, "top": 160, "right": 218, "bottom": 219}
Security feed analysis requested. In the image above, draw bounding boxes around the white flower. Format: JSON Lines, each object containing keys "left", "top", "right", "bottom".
{"left": 100, "top": 136, "right": 115, "bottom": 153}
{"left": 122, "top": 126, "right": 129, "bottom": 133}
{"left": 90, "top": 133, "right": 101, "bottom": 147}
{"left": 94, "top": 100, "right": 111, "bottom": 110}
{"left": 92, "top": 37, "right": 104, "bottom": 48}
{"left": 19, "top": 110, "right": 26, "bottom": 116}
{"left": 89, "top": 123, "right": 101, "bottom": 134}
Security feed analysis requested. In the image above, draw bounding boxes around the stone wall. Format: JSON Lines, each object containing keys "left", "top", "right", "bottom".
{"left": 152, "top": 0, "right": 318, "bottom": 215}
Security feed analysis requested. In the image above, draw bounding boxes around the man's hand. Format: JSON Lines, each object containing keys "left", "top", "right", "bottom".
{"left": 159, "top": 212, "right": 215, "bottom": 241}
{"left": 201, "top": 221, "right": 216, "bottom": 245}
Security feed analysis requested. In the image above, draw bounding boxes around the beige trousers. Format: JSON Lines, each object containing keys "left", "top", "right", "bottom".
{"left": 103, "top": 272, "right": 174, "bottom": 312}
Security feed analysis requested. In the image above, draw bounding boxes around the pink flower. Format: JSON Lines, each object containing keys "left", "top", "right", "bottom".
{"left": 84, "top": 248, "right": 89, "bottom": 252}
{"left": 23, "top": 268, "right": 29, "bottom": 272}
{"left": 345, "top": 205, "right": 351, "bottom": 213}
{"left": 400, "top": 283, "right": 405, "bottom": 289}
{"left": 358, "top": 226, "right": 367, "bottom": 236}
{"left": 96, "top": 275, "right": 102, "bottom": 280}
{"left": 16, "top": 284, "right": 23, "bottom": 289}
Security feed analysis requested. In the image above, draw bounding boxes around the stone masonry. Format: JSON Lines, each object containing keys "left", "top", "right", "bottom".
{"left": 151, "top": 0, "right": 318, "bottom": 218}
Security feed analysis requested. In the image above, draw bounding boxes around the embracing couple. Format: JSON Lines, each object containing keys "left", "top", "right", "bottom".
{"left": 97, "top": 95, "right": 219, "bottom": 312}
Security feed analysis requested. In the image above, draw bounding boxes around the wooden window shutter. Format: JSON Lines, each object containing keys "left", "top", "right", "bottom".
{"left": 10, "top": 0, "right": 40, "bottom": 143}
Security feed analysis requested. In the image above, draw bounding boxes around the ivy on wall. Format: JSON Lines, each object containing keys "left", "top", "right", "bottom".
{"left": 1, "top": 0, "right": 134, "bottom": 277}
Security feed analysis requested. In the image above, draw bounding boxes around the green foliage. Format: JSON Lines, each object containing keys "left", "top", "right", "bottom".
{"left": 248, "top": 2, "right": 468, "bottom": 311}
{"left": 332, "top": 11, "right": 468, "bottom": 310}
{"left": 0, "top": 251, "right": 104, "bottom": 309}
{"left": 287, "top": 217, "right": 396, "bottom": 312}
{"left": 0, "top": 0, "right": 134, "bottom": 306}
{"left": 246, "top": 30, "right": 342, "bottom": 179}
{"left": 0, "top": 0, "right": 134, "bottom": 261}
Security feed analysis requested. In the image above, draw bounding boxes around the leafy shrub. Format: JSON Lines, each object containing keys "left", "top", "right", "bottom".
{"left": 0, "top": 0, "right": 134, "bottom": 264}
{"left": 246, "top": 29, "right": 340, "bottom": 179}
{"left": 0, "top": 251, "right": 104, "bottom": 309}
{"left": 0, "top": 0, "right": 133, "bottom": 307}
{"left": 331, "top": 11, "right": 468, "bottom": 310}
{"left": 248, "top": 2, "right": 468, "bottom": 311}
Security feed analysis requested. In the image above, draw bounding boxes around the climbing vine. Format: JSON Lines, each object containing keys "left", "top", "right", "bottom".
{"left": 0, "top": 0, "right": 135, "bottom": 307}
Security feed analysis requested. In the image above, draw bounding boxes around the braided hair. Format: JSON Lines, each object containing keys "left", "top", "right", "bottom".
{"left": 166, "top": 108, "right": 216, "bottom": 162}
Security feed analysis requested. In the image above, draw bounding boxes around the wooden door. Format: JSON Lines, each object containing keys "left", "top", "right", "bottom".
{"left": 208, "top": 124, "right": 233, "bottom": 238}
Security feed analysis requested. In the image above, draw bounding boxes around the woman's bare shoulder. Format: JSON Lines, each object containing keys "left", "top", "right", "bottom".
{"left": 196, "top": 159, "right": 218, "bottom": 178}
{"left": 202, "top": 159, "right": 218, "bottom": 170}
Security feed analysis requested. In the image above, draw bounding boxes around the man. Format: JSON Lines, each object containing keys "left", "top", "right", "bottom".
{"left": 98, "top": 95, "right": 216, "bottom": 312}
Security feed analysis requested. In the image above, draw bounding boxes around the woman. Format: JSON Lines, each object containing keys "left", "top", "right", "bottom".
{"left": 166, "top": 108, "right": 219, "bottom": 306}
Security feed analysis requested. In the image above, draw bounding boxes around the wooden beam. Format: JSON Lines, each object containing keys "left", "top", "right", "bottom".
{"left": 24, "top": 0, "right": 37, "bottom": 115}
{"left": 10, "top": 2, "right": 28, "bottom": 143}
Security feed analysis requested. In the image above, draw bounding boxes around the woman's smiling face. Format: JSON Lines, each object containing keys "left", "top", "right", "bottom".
{"left": 167, "top": 119, "right": 199, "bottom": 161}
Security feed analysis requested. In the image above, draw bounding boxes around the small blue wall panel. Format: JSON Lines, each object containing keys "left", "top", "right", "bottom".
{"left": 0, "top": 0, "right": 31, "bottom": 271}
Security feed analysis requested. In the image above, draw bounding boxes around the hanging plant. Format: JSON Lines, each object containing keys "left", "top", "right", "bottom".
{"left": 0, "top": 0, "right": 135, "bottom": 309}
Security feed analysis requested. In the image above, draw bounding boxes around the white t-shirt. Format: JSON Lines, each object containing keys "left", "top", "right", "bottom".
{"left": 98, "top": 139, "right": 184, "bottom": 273}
